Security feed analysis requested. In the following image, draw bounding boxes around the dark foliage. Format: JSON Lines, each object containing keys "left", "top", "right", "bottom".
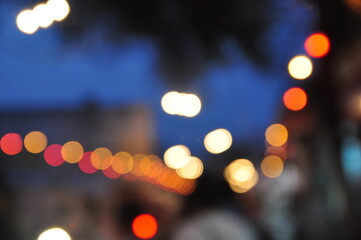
{"left": 61, "top": 0, "right": 272, "bottom": 83}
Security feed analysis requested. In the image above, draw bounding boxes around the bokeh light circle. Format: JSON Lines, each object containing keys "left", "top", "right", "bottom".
{"left": 61, "top": 141, "right": 84, "bottom": 164}
{"left": 78, "top": 152, "right": 97, "bottom": 174}
{"left": 46, "top": 0, "right": 70, "bottom": 21}
{"left": 37, "top": 227, "right": 71, "bottom": 240}
{"left": 161, "top": 91, "right": 181, "bottom": 115}
{"left": 33, "top": 3, "right": 54, "bottom": 28}
{"left": 261, "top": 155, "right": 284, "bottom": 178}
{"left": 176, "top": 156, "right": 203, "bottom": 179}
{"left": 1, "top": 133, "right": 23, "bottom": 155}
{"left": 164, "top": 145, "right": 191, "bottom": 169}
{"left": 304, "top": 33, "right": 330, "bottom": 58}
{"left": 24, "top": 131, "right": 47, "bottom": 153}
{"left": 265, "top": 124, "right": 288, "bottom": 147}
{"left": 132, "top": 214, "right": 158, "bottom": 239}
{"left": 288, "top": 55, "right": 313, "bottom": 80}
{"left": 44, "top": 144, "right": 65, "bottom": 167}
{"left": 91, "top": 147, "right": 112, "bottom": 170}
{"left": 112, "top": 152, "right": 133, "bottom": 174}
{"left": 16, "top": 9, "right": 39, "bottom": 34}
{"left": 204, "top": 128, "right": 232, "bottom": 154}
{"left": 283, "top": 87, "right": 307, "bottom": 111}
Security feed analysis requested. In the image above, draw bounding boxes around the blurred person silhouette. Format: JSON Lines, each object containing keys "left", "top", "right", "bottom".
{"left": 171, "top": 172, "right": 262, "bottom": 240}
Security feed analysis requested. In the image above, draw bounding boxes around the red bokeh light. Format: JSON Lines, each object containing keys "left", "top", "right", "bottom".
{"left": 102, "top": 166, "right": 121, "bottom": 179}
{"left": 1, "top": 133, "right": 23, "bottom": 155}
{"left": 44, "top": 144, "right": 65, "bottom": 167}
{"left": 304, "top": 33, "right": 330, "bottom": 58}
{"left": 78, "top": 152, "right": 97, "bottom": 174}
{"left": 132, "top": 214, "right": 158, "bottom": 239}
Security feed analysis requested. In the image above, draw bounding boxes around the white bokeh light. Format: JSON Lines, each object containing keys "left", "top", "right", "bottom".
{"left": 38, "top": 228, "right": 71, "bottom": 240}
{"left": 16, "top": 9, "right": 39, "bottom": 34}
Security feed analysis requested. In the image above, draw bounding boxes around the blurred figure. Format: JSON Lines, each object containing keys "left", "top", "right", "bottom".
{"left": 171, "top": 173, "right": 260, "bottom": 240}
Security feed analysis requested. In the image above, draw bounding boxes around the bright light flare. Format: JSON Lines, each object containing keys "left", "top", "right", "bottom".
{"left": 16, "top": 9, "right": 39, "bottom": 34}
{"left": 288, "top": 55, "right": 313, "bottom": 80}
{"left": 164, "top": 145, "right": 191, "bottom": 169}
{"left": 46, "top": 0, "right": 70, "bottom": 21}
{"left": 132, "top": 214, "right": 158, "bottom": 239}
{"left": 304, "top": 33, "right": 330, "bottom": 58}
{"left": 265, "top": 124, "right": 288, "bottom": 147}
{"left": 33, "top": 4, "right": 54, "bottom": 28}
{"left": 37, "top": 228, "right": 71, "bottom": 240}
{"left": 261, "top": 155, "right": 284, "bottom": 178}
{"left": 283, "top": 87, "right": 307, "bottom": 111}
{"left": 176, "top": 156, "right": 203, "bottom": 179}
{"left": 24, "top": 131, "right": 47, "bottom": 153}
{"left": 204, "top": 128, "right": 232, "bottom": 154}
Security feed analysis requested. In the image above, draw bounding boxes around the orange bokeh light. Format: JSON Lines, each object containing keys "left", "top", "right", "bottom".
{"left": 304, "top": 33, "right": 330, "bottom": 58}
{"left": 1, "top": 133, "right": 23, "bottom": 155}
{"left": 132, "top": 214, "right": 158, "bottom": 239}
{"left": 283, "top": 87, "right": 307, "bottom": 111}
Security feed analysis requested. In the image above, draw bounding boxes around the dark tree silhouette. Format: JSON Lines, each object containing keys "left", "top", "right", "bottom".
{"left": 61, "top": 0, "right": 272, "bottom": 83}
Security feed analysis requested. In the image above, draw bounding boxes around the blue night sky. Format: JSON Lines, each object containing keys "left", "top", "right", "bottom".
{"left": 0, "top": 1, "right": 315, "bottom": 157}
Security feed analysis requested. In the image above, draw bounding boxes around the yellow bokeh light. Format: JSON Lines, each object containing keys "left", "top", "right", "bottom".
{"left": 91, "top": 147, "right": 112, "bottom": 170}
{"left": 228, "top": 171, "right": 259, "bottom": 194}
{"left": 61, "top": 141, "right": 84, "bottom": 164}
{"left": 16, "top": 9, "right": 39, "bottom": 34}
{"left": 224, "top": 159, "right": 255, "bottom": 185}
{"left": 265, "top": 124, "right": 288, "bottom": 147}
{"left": 33, "top": 3, "right": 54, "bottom": 28}
{"left": 46, "top": 0, "right": 70, "bottom": 22}
{"left": 176, "top": 156, "right": 204, "bottom": 179}
{"left": 204, "top": 128, "right": 232, "bottom": 154}
{"left": 37, "top": 228, "right": 71, "bottom": 240}
{"left": 131, "top": 154, "right": 146, "bottom": 177}
{"left": 24, "top": 131, "right": 47, "bottom": 153}
{"left": 224, "top": 159, "right": 258, "bottom": 193}
{"left": 261, "top": 155, "right": 284, "bottom": 178}
{"left": 288, "top": 55, "right": 313, "bottom": 80}
{"left": 164, "top": 145, "right": 191, "bottom": 169}
{"left": 112, "top": 152, "right": 133, "bottom": 174}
